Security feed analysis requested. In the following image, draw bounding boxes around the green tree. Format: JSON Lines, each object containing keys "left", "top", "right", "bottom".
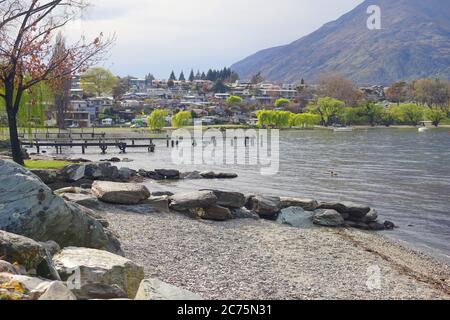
{"left": 289, "top": 113, "right": 321, "bottom": 128}
{"left": 179, "top": 71, "right": 186, "bottom": 82}
{"left": 212, "top": 80, "right": 229, "bottom": 93}
{"left": 360, "top": 102, "right": 384, "bottom": 126}
{"left": 426, "top": 108, "right": 446, "bottom": 127}
{"left": 274, "top": 98, "right": 290, "bottom": 109}
{"left": 389, "top": 104, "right": 425, "bottom": 126}
{"left": 169, "top": 71, "right": 177, "bottom": 81}
{"left": 172, "top": 111, "right": 192, "bottom": 128}
{"left": 308, "top": 97, "right": 345, "bottom": 126}
{"left": 256, "top": 110, "right": 292, "bottom": 128}
{"left": 81, "top": 67, "right": 118, "bottom": 97}
{"left": 226, "top": 95, "right": 243, "bottom": 107}
{"left": 188, "top": 70, "right": 195, "bottom": 82}
{"left": 147, "top": 109, "right": 167, "bottom": 131}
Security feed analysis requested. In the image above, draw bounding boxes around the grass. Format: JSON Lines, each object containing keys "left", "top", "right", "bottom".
{"left": 24, "top": 160, "right": 73, "bottom": 169}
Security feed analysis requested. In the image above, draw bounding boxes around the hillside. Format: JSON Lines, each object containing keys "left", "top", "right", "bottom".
{"left": 231, "top": 0, "right": 450, "bottom": 85}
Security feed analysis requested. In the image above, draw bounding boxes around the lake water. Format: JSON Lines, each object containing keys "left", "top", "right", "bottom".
{"left": 35, "top": 128, "right": 450, "bottom": 261}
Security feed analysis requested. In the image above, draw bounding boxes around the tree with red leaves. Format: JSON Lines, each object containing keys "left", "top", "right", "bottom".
{"left": 0, "top": 0, "right": 114, "bottom": 165}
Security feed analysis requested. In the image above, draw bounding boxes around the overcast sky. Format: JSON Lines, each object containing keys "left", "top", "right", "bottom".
{"left": 65, "top": 0, "right": 364, "bottom": 79}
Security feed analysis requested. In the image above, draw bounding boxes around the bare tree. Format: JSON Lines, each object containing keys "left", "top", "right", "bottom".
{"left": 49, "top": 33, "right": 71, "bottom": 129}
{"left": 0, "top": 0, "right": 114, "bottom": 165}
{"left": 318, "top": 73, "right": 363, "bottom": 106}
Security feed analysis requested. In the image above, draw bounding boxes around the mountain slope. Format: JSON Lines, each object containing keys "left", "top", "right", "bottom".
{"left": 231, "top": 0, "right": 450, "bottom": 85}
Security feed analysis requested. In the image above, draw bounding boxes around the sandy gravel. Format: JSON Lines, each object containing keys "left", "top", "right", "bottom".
{"left": 97, "top": 202, "right": 450, "bottom": 300}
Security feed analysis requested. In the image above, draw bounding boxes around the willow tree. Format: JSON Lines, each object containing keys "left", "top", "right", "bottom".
{"left": 171, "top": 111, "right": 192, "bottom": 128}
{"left": 0, "top": 0, "right": 114, "bottom": 165}
{"left": 147, "top": 109, "right": 167, "bottom": 131}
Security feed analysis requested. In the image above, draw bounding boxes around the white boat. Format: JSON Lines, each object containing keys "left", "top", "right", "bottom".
{"left": 418, "top": 127, "right": 429, "bottom": 133}
{"left": 334, "top": 127, "right": 353, "bottom": 132}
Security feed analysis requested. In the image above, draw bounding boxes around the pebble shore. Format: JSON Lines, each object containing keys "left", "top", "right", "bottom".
{"left": 98, "top": 202, "right": 450, "bottom": 300}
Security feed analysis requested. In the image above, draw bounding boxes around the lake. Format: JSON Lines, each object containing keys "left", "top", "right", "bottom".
{"left": 36, "top": 127, "right": 450, "bottom": 261}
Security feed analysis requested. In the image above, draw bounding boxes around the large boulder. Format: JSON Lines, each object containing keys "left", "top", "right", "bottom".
{"left": 53, "top": 247, "right": 144, "bottom": 300}
{"left": 169, "top": 191, "right": 217, "bottom": 212}
{"left": 200, "top": 190, "right": 245, "bottom": 209}
{"left": 193, "top": 205, "right": 233, "bottom": 221}
{"left": 0, "top": 231, "right": 53, "bottom": 277}
{"left": 313, "top": 209, "right": 345, "bottom": 227}
{"left": 245, "top": 195, "right": 281, "bottom": 219}
{"left": 135, "top": 278, "right": 203, "bottom": 300}
{"left": 280, "top": 197, "right": 318, "bottom": 211}
{"left": 62, "top": 162, "right": 120, "bottom": 182}
{"left": 0, "top": 160, "right": 122, "bottom": 254}
{"left": 0, "top": 273, "right": 74, "bottom": 300}
{"left": 92, "top": 181, "right": 150, "bottom": 205}
{"left": 277, "top": 207, "right": 315, "bottom": 228}
{"left": 318, "top": 201, "right": 371, "bottom": 219}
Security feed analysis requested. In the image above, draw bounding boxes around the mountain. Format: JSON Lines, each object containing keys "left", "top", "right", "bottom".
{"left": 231, "top": 0, "right": 450, "bottom": 85}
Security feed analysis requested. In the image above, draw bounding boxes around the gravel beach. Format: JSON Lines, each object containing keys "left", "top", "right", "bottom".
{"left": 97, "top": 202, "right": 450, "bottom": 300}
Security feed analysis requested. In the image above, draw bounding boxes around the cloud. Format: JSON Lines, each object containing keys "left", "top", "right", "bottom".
{"left": 63, "top": 0, "right": 364, "bottom": 78}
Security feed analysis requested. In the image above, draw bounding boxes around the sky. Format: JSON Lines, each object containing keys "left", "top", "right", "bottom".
{"left": 64, "top": 0, "right": 364, "bottom": 79}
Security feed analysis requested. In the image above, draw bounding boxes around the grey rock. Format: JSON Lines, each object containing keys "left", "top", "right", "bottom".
{"left": 215, "top": 172, "right": 238, "bottom": 179}
{"left": 368, "top": 222, "right": 386, "bottom": 231}
{"left": 180, "top": 171, "right": 203, "bottom": 180}
{"left": 0, "top": 260, "right": 18, "bottom": 274}
{"left": 280, "top": 197, "right": 318, "bottom": 211}
{"left": 0, "top": 160, "right": 122, "bottom": 254}
{"left": 92, "top": 181, "right": 150, "bottom": 205}
{"left": 146, "top": 171, "right": 165, "bottom": 180}
{"left": 38, "top": 281, "right": 77, "bottom": 300}
{"left": 169, "top": 191, "right": 217, "bottom": 212}
{"left": 200, "top": 190, "right": 245, "bottom": 209}
{"left": 135, "top": 278, "right": 203, "bottom": 300}
{"left": 193, "top": 205, "right": 233, "bottom": 221}
{"left": 53, "top": 247, "right": 144, "bottom": 300}
{"left": 318, "top": 201, "right": 371, "bottom": 219}
{"left": 62, "top": 193, "right": 100, "bottom": 208}
{"left": 118, "top": 167, "right": 137, "bottom": 181}
{"left": 384, "top": 221, "right": 396, "bottom": 230}
{"left": 277, "top": 207, "right": 315, "bottom": 228}
{"left": 230, "top": 208, "right": 260, "bottom": 220}
{"left": 141, "top": 196, "right": 170, "bottom": 212}
{"left": 246, "top": 195, "right": 281, "bottom": 219}
{"left": 0, "top": 230, "right": 55, "bottom": 277}
{"left": 313, "top": 209, "right": 345, "bottom": 227}
{"left": 30, "top": 169, "right": 64, "bottom": 185}
{"left": 0, "top": 273, "right": 54, "bottom": 300}
{"left": 39, "top": 241, "right": 61, "bottom": 257}
{"left": 155, "top": 169, "right": 180, "bottom": 179}
{"left": 151, "top": 191, "right": 174, "bottom": 197}
{"left": 200, "top": 171, "right": 216, "bottom": 179}
{"left": 345, "top": 220, "right": 370, "bottom": 230}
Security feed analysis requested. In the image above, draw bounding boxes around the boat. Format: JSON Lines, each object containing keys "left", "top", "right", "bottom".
{"left": 418, "top": 127, "right": 429, "bottom": 133}
{"left": 333, "top": 127, "right": 354, "bottom": 132}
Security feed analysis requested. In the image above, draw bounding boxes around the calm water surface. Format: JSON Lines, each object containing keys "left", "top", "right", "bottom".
{"left": 39, "top": 128, "right": 450, "bottom": 261}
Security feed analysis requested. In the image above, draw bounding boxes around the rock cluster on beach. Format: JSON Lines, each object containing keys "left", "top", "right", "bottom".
{"left": 0, "top": 160, "right": 200, "bottom": 300}
{"left": 0, "top": 159, "right": 397, "bottom": 300}
{"left": 30, "top": 161, "right": 238, "bottom": 191}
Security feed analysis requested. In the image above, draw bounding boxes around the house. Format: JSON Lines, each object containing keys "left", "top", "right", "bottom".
{"left": 65, "top": 100, "right": 92, "bottom": 128}
{"left": 214, "top": 93, "right": 230, "bottom": 100}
